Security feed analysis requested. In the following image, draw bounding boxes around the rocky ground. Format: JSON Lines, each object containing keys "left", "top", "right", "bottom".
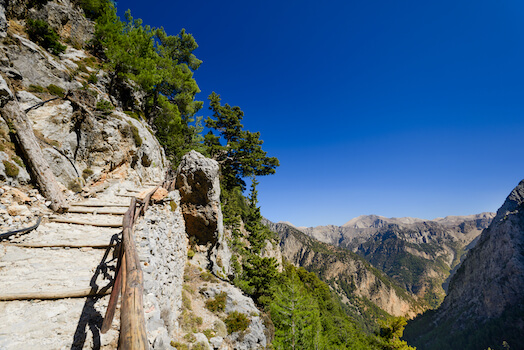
{"left": 0, "top": 177, "right": 160, "bottom": 350}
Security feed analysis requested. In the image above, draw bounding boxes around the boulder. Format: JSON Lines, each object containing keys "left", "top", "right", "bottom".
{"left": 176, "top": 151, "right": 231, "bottom": 277}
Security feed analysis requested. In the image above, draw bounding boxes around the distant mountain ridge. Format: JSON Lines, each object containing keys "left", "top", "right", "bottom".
{"left": 265, "top": 219, "right": 422, "bottom": 330}
{"left": 287, "top": 213, "right": 494, "bottom": 309}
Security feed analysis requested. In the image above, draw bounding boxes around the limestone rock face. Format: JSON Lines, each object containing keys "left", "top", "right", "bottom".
{"left": 405, "top": 180, "right": 524, "bottom": 350}
{"left": 29, "top": 0, "right": 94, "bottom": 47}
{"left": 176, "top": 151, "right": 231, "bottom": 278}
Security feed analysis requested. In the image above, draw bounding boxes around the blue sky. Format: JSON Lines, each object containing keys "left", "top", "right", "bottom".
{"left": 119, "top": 1, "right": 524, "bottom": 227}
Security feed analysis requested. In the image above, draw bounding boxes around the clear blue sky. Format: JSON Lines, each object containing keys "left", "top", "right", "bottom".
{"left": 119, "top": 1, "right": 524, "bottom": 227}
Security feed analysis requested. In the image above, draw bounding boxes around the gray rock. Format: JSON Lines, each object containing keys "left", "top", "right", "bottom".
{"left": 209, "top": 336, "right": 223, "bottom": 349}
{"left": 29, "top": 0, "right": 94, "bottom": 47}
{"left": 176, "top": 151, "right": 231, "bottom": 277}
{"left": 193, "top": 333, "right": 211, "bottom": 350}
{"left": 0, "top": 0, "right": 7, "bottom": 38}
{"left": 0, "top": 73, "right": 13, "bottom": 106}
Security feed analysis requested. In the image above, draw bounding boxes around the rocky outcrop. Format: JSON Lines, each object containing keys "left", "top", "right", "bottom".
{"left": 405, "top": 181, "right": 524, "bottom": 350}
{"left": 268, "top": 220, "right": 419, "bottom": 318}
{"left": 29, "top": 0, "right": 94, "bottom": 47}
{"left": 176, "top": 150, "right": 231, "bottom": 278}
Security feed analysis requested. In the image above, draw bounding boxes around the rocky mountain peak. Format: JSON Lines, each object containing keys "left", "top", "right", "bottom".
{"left": 405, "top": 180, "right": 524, "bottom": 349}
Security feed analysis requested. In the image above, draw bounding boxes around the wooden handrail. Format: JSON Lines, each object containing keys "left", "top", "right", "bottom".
{"left": 101, "top": 183, "right": 174, "bottom": 348}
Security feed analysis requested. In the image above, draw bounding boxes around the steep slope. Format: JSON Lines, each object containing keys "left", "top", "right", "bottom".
{"left": 298, "top": 213, "right": 493, "bottom": 308}
{"left": 405, "top": 180, "right": 524, "bottom": 350}
{"left": 266, "top": 220, "right": 421, "bottom": 330}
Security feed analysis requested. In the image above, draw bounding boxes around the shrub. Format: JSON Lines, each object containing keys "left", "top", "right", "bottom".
{"left": 224, "top": 311, "right": 250, "bottom": 334}
{"left": 26, "top": 18, "right": 66, "bottom": 55}
{"left": 170, "top": 342, "right": 188, "bottom": 350}
{"left": 87, "top": 73, "right": 98, "bottom": 84}
{"left": 130, "top": 124, "right": 142, "bottom": 147}
{"left": 192, "top": 342, "right": 208, "bottom": 350}
{"left": 170, "top": 340, "right": 189, "bottom": 350}
{"left": 82, "top": 168, "right": 93, "bottom": 179}
{"left": 47, "top": 84, "right": 65, "bottom": 97}
{"left": 12, "top": 156, "right": 24, "bottom": 168}
{"left": 68, "top": 180, "right": 83, "bottom": 193}
{"left": 28, "top": 84, "right": 45, "bottom": 93}
{"left": 96, "top": 100, "right": 114, "bottom": 114}
{"left": 187, "top": 249, "right": 195, "bottom": 259}
{"left": 3, "top": 160, "right": 19, "bottom": 177}
{"left": 77, "top": 0, "right": 111, "bottom": 20}
{"left": 202, "top": 329, "right": 215, "bottom": 340}
{"left": 205, "top": 292, "right": 227, "bottom": 313}
{"left": 200, "top": 271, "right": 218, "bottom": 283}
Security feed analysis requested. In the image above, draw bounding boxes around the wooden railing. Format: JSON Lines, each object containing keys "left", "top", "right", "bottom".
{"left": 101, "top": 185, "right": 162, "bottom": 349}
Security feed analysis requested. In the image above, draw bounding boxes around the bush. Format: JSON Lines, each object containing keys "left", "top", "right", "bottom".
{"left": 47, "top": 84, "right": 65, "bottom": 97}
{"left": 130, "top": 124, "right": 142, "bottom": 147}
{"left": 96, "top": 100, "right": 114, "bottom": 114}
{"left": 26, "top": 18, "right": 66, "bottom": 55}
{"left": 3, "top": 160, "right": 19, "bottom": 177}
{"left": 224, "top": 311, "right": 250, "bottom": 334}
{"left": 68, "top": 180, "right": 83, "bottom": 193}
{"left": 77, "top": 0, "right": 111, "bottom": 20}
{"left": 205, "top": 292, "right": 227, "bottom": 313}
{"left": 170, "top": 342, "right": 188, "bottom": 350}
{"left": 28, "top": 84, "right": 45, "bottom": 93}
{"left": 82, "top": 168, "right": 93, "bottom": 179}
{"left": 87, "top": 73, "right": 98, "bottom": 84}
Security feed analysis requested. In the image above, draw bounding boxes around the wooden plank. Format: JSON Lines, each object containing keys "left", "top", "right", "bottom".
{"left": 10, "top": 243, "right": 116, "bottom": 249}
{"left": 70, "top": 202, "right": 130, "bottom": 208}
{"left": 0, "top": 287, "right": 111, "bottom": 301}
{"left": 48, "top": 218, "right": 122, "bottom": 227}
{"left": 67, "top": 206, "right": 128, "bottom": 215}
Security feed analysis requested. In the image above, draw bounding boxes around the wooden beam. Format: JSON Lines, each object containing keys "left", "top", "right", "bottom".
{"left": 1, "top": 100, "right": 67, "bottom": 212}
{"left": 67, "top": 206, "right": 128, "bottom": 215}
{"left": 70, "top": 202, "right": 130, "bottom": 208}
{"left": 119, "top": 198, "right": 148, "bottom": 349}
{"left": 48, "top": 218, "right": 122, "bottom": 227}
{"left": 0, "top": 287, "right": 111, "bottom": 301}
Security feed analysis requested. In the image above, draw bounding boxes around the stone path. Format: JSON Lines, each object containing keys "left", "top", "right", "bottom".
{"left": 0, "top": 181, "right": 156, "bottom": 350}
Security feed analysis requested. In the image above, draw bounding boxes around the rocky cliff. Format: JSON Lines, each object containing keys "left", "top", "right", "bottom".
{"left": 405, "top": 181, "right": 524, "bottom": 350}
{"left": 297, "top": 213, "right": 494, "bottom": 308}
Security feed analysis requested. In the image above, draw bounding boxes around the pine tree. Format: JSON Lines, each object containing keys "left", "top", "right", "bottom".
{"left": 205, "top": 92, "right": 279, "bottom": 191}
{"left": 270, "top": 271, "right": 322, "bottom": 350}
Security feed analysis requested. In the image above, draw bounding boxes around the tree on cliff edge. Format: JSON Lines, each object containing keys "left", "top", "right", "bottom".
{"left": 204, "top": 92, "right": 279, "bottom": 191}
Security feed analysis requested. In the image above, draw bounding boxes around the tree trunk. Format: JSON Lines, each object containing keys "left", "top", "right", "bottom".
{"left": 1, "top": 99, "right": 67, "bottom": 212}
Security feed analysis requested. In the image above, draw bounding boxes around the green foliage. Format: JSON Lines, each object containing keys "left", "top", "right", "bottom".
{"left": 96, "top": 99, "right": 114, "bottom": 113}
{"left": 205, "top": 92, "right": 279, "bottom": 191}
{"left": 374, "top": 317, "right": 415, "bottom": 350}
{"left": 3, "top": 160, "right": 19, "bottom": 177}
{"left": 12, "top": 156, "right": 24, "bottom": 168}
{"left": 129, "top": 124, "right": 142, "bottom": 147}
{"left": 205, "top": 292, "right": 227, "bottom": 313}
{"left": 200, "top": 271, "right": 218, "bottom": 283}
{"left": 202, "top": 329, "right": 215, "bottom": 340}
{"left": 76, "top": 0, "right": 112, "bottom": 20}
{"left": 28, "top": 84, "right": 45, "bottom": 93}
{"left": 47, "top": 84, "right": 65, "bottom": 98}
{"left": 224, "top": 311, "right": 250, "bottom": 334}
{"left": 94, "top": 5, "right": 203, "bottom": 164}
{"left": 26, "top": 18, "right": 66, "bottom": 55}
{"left": 82, "top": 168, "right": 93, "bottom": 179}
{"left": 187, "top": 249, "right": 195, "bottom": 259}
{"left": 68, "top": 179, "right": 83, "bottom": 193}
{"left": 170, "top": 342, "right": 188, "bottom": 350}
{"left": 192, "top": 342, "right": 209, "bottom": 350}
{"left": 87, "top": 73, "right": 98, "bottom": 84}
